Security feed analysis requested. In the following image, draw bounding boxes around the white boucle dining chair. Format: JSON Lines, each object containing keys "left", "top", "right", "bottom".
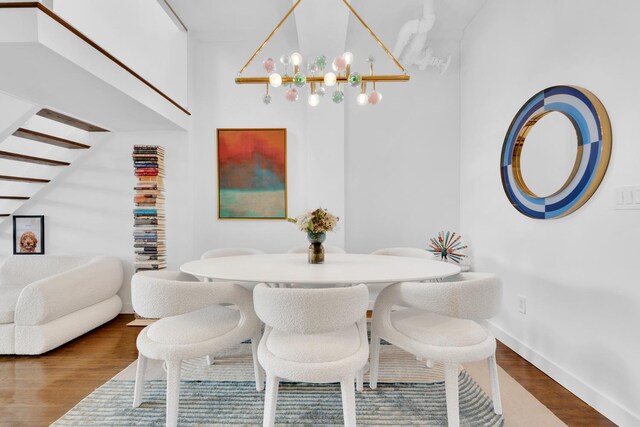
{"left": 369, "top": 273, "right": 503, "bottom": 427}
{"left": 370, "top": 247, "right": 433, "bottom": 258}
{"left": 201, "top": 247, "right": 264, "bottom": 259}
{"left": 287, "top": 245, "right": 346, "bottom": 254}
{"left": 368, "top": 247, "right": 434, "bottom": 303}
{"left": 131, "top": 270, "right": 264, "bottom": 427}
{"left": 253, "top": 284, "right": 369, "bottom": 427}
{"left": 200, "top": 247, "right": 264, "bottom": 363}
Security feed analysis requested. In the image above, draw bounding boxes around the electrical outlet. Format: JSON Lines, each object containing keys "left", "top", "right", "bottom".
{"left": 615, "top": 186, "right": 640, "bottom": 210}
{"left": 518, "top": 296, "right": 527, "bottom": 314}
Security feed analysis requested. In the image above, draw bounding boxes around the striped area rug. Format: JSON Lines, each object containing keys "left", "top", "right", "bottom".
{"left": 52, "top": 344, "right": 504, "bottom": 426}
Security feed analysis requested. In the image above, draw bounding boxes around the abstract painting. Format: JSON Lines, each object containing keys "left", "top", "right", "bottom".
{"left": 217, "top": 128, "right": 287, "bottom": 219}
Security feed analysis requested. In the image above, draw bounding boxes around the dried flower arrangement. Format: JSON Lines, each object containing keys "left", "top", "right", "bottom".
{"left": 288, "top": 208, "right": 339, "bottom": 234}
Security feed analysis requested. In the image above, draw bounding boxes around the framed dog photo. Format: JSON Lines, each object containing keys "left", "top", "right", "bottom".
{"left": 13, "top": 215, "right": 45, "bottom": 255}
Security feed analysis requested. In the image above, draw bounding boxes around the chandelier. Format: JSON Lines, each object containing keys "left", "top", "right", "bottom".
{"left": 235, "top": 0, "right": 410, "bottom": 106}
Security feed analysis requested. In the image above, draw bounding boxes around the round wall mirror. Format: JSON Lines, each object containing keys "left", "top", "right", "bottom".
{"left": 501, "top": 86, "right": 612, "bottom": 219}
{"left": 519, "top": 112, "right": 578, "bottom": 197}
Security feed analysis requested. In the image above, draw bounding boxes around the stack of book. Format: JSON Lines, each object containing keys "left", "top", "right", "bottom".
{"left": 133, "top": 145, "right": 166, "bottom": 272}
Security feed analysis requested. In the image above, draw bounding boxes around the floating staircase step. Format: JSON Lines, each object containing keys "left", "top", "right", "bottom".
{"left": 0, "top": 196, "right": 30, "bottom": 200}
{"left": 13, "top": 128, "right": 90, "bottom": 149}
{"left": 0, "top": 214, "right": 9, "bottom": 217}
{"left": 36, "top": 109, "right": 108, "bottom": 133}
{"left": 0, "top": 175, "right": 50, "bottom": 183}
{"left": 0, "top": 150, "right": 70, "bottom": 166}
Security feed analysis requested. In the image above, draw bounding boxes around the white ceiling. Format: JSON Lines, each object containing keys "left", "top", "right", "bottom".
{"left": 169, "top": 0, "right": 487, "bottom": 42}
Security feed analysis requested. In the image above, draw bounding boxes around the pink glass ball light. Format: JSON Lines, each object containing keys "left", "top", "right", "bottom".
{"left": 332, "top": 56, "right": 347, "bottom": 73}
{"left": 285, "top": 88, "right": 299, "bottom": 102}
{"left": 263, "top": 58, "right": 276, "bottom": 74}
{"left": 368, "top": 90, "right": 382, "bottom": 105}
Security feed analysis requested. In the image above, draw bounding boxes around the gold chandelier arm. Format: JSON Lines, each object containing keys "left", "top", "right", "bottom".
{"left": 235, "top": 75, "right": 409, "bottom": 84}
{"left": 238, "top": 0, "right": 304, "bottom": 75}
{"left": 341, "top": 0, "right": 406, "bottom": 74}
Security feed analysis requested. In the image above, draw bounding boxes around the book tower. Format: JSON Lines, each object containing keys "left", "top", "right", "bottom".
{"left": 132, "top": 145, "right": 166, "bottom": 272}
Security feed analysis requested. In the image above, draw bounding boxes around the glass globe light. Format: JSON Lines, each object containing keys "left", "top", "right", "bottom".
{"left": 291, "top": 52, "right": 302, "bottom": 66}
{"left": 332, "top": 90, "right": 344, "bottom": 104}
{"left": 262, "top": 58, "right": 276, "bottom": 74}
{"left": 343, "top": 52, "right": 354, "bottom": 65}
{"left": 280, "top": 54, "right": 291, "bottom": 65}
{"left": 348, "top": 72, "right": 362, "bottom": 87}
{"left": 368, "top": 90, "right": 382, "bottom": 105}
{"left": 356, "top": 93, "right": 368, "bottom": 106}
{"left": 285, "top": 88, "right": 299, "bottom": 102}
{"left": 293, "top": 72, "right": 306, "bottom": 88}
{"left": 324, "top": 72, "right": 337, "bottom": 87}
{"left": 316, "top": 55, "right": 327, "bottom": 70}
{"left": 317, "top": 86, "right": 326, "bottom": 96}
{"left": 332, "top": 56, "right": 347, "bottom": 73}
{"left": 269, "top": 73, "right": 282, "bottom": 88}
{"left": 308, "top": 93, "right": 320, "bottom": 107}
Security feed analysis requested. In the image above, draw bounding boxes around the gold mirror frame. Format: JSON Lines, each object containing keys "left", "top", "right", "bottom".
{"left": 511, "top": 110, "right": 583, "bottom": 199}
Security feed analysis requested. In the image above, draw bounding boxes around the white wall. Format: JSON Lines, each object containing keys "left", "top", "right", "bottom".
{"left": 0, "top": 91, "right": 37, "bottom": 142}
{"left": 188, "top": 38, "right": 346, "bottom": 254}
{"left": 460, "top": 1, "right": 640, "bottom": 424}
{"left": 53, "top": 0, "right": 188, "bottom": 107}
{"left": 345, "top": 40, "right": 461, "bottom": 254}
{"left": 0, "top": 131, "right": 190, "bottom": 313}
{"left": 0, "top": 35, "right": 350, "bottom": 311}
{"left": 0, "top": 33, "right": 462, "bottom": 306}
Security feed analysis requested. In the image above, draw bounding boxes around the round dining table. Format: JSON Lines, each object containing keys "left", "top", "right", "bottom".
{"left": 180, "top": 253, "right": 461, "bottom": 286}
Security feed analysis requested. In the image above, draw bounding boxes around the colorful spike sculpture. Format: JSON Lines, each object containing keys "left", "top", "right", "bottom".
{"left": 428, "top": 231, "right": 467, "bottom": 264}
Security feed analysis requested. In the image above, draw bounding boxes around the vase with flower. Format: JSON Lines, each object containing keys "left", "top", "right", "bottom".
{"left": 288, "top": 208, "right": 339, "bottom": 264}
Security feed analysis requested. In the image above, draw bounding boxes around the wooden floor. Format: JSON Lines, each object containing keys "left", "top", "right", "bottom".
{"left": 0, "top": 314, "right": 614, "bottom": 427}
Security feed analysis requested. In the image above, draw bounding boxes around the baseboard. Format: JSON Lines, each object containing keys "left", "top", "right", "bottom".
{"left": 488, "top": 320, "right": 639, "bottom": 426}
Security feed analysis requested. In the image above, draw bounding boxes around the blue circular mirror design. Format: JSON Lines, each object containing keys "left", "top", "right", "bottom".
{"left": 501, "top": 86, "right": 612, "bottom": 219}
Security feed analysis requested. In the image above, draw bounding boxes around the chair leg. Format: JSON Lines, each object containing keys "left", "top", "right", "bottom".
{"left": 340, "top": 377, "right": 357, "bottom": 427}
{"left": 206, "top": 355, "right": 215, "bottom": 365}
{"left": 488, "top": 354, "right": 502, "bottom": 414}
{"left": 444, "top": 363, "right": 460, "bottom": 427}
{"left": 369, "top": 333, "right": 381, "bottom": 389}
{"left": 132, "top": 352, "right": 147, "bottom": 408}
{"left": 166, "top": 360, "right": 182, "bottom": 427}
{"left": 356, "top": 368, "right": 364, "bottom": 392}
{"left": 252, "top": 336, "right": 265, "bottom": 391}
{"left": 263, "top": 374, "right": 279, "bottom": 427}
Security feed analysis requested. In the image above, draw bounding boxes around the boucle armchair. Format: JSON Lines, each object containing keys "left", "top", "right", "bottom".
{"left": 367, "top": 247, "right": 433, "bottom": 305}
{"left": 369, "top": 272, "right": 503, "bottom": 427}
{"left": 199, "top": 247, "right": 265, "bottom": 364}
{"left": 200, "top": 247, "right": 264, "bottom": 259}
{"left": 0, "top": 255, "right": 123, "bottom": 355}
{"left": 131, "top": 270, "right": 264, "bottom": 427}
{"left": 253, "top": 283, "right": 369, "bottom": 427}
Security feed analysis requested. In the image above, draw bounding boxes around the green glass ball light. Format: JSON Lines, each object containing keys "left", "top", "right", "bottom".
{"left": 348, "top": 72, "right": 362, "bottom": 87}
{"left": 332, "top": 90, "right": 344, "bottom": 104}
{"left": 293, "top": 72, "right": 306, "bottom": 88}
{"left": 315, "top": 55, "right": 327, "bottom": 71}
